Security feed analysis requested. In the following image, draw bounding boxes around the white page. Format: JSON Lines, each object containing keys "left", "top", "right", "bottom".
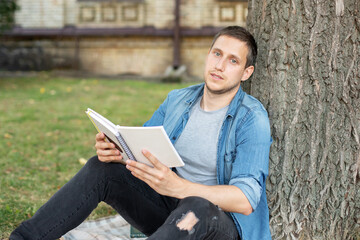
{"left": 117, "top": 125, "right": 184, "bottom": 168}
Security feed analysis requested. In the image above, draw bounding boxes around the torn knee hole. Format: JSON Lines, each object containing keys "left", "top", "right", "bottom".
{"left": 176, "top": 211, "right": 199, "bottom": 232}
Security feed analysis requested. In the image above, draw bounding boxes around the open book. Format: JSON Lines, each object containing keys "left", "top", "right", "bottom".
{"left": 86, "top": 108, "right": 184, "bottom": 168}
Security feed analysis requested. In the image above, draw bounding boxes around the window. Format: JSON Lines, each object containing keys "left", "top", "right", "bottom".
{"left": 79, "top": 6, "right": 96, "bottom": 22}
{"left": 101, "top": 5, "right": 117, "bottom": 22}
{"left": 219, "top": 6, "right": 236, "bottom": 22}
{"left": 122, "top": 4, "right": 139, "bottom": 22}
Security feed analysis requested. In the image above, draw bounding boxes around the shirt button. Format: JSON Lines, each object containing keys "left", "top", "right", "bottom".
{"left": 172, "top": 136, "right": 176, "bottom": 140}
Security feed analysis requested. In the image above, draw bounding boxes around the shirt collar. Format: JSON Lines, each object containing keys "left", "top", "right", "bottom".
{"left": 227, "top": 85, "right": 245, "bottom": 118}
{"left": 185, "top": 83, "right": 245, "bottom": 118}
{"left": 185, "top": 83, "right": 205, "bottom": 106}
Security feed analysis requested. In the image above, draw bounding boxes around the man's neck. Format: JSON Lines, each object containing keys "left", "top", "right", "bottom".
{"left": 200, "top": 87, "right": 238, "bottom": 111}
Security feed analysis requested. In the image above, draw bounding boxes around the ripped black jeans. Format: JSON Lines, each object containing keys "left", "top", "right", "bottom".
{"left": 10, "top": 156, "right": 240, "bottom": 240}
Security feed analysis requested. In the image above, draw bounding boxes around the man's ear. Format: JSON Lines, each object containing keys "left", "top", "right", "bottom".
{"left": 241, "top": 66, "right": 254, "bottom": 82}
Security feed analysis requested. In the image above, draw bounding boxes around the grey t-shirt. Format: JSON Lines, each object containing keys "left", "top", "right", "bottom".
{"left": 174, "top": 98, "right": 229, "bottom": 186}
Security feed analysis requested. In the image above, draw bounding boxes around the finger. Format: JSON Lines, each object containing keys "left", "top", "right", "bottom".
{"left": 126, "top": 160, "right": 168, "bottom": 185}
{"left": 95, "top": 141, "right": 115, "bottom": 150}
{"left": 99, "top": 158, "right": 123, "bottom": 163}
{"left": 99, "top": 155, "right": 123, "bottom": 163}
{"left": 126, "top": 160, "right": 155, "bottom": 174}
{"left": 97, "top": 148, "right": 120, "bottom": 157}
{"left": 130, "top": 170, "right": 156, "bottom": 189}
{"left": 96, "top": 132, "right": 105, "bottom": 141}
{"left": 142, "top": 149, "right": 164, "bottom": 169}
{"left": 126, "top": 161, "right": 158, "bottom": 183}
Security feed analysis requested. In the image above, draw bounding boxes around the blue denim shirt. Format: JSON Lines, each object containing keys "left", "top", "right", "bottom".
{"left": 144, "top": 83, "right": 272, "bottom": 240}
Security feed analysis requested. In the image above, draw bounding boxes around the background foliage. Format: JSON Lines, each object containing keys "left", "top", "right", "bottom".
{"left": 0, "top": 0, "right": 19, "bottom": 32}
{"left": 0, "top": 74, "right": 194, "bottom": 238}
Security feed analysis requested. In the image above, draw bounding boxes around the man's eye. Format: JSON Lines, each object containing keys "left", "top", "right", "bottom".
{"left": 214, "top": 52, "right": 221, "bottom": 56}
{"left": 231, "top": 59, "right": 237, "bottom": 64}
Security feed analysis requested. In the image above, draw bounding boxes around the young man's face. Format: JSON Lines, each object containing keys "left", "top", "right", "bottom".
{"left": 203, "top": 35, "right": 254, "bottom": 96}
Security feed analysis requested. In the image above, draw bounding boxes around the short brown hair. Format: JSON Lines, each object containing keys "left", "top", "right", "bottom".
{"left": 211, "top": 26, "right": 257, "bottom": 68}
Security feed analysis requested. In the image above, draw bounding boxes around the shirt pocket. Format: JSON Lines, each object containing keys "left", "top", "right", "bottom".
{"left": 224, "top": 151, "right": 235, "bottom": 184}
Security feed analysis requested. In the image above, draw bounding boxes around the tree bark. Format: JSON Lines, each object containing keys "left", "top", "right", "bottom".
{"left": 246, "top": 0, "right": 360, "bottom": 239}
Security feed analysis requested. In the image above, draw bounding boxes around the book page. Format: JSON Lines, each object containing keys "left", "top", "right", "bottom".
{"left": 117, "top": 126, "right": 184, "bottom": 168}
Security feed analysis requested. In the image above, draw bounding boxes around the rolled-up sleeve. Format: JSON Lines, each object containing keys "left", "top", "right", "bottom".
{"left": 230, "top": 177, "right": 262, "bottom": 211}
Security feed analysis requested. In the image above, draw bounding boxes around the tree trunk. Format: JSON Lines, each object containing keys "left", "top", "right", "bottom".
{"left": 246, "top": 0, "right": 360, "bottom": 239}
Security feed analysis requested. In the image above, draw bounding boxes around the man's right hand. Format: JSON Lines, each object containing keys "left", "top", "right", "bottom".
{"left": 95, "top": 132, "right": 123, "bottom": 163}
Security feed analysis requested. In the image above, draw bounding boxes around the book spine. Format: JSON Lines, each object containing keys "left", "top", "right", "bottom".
{"left": 115, "top": 133, "right": 137, "bottom": 161}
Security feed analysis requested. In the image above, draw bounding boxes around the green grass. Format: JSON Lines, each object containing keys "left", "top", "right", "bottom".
{"left": 0, "top": 73, "right": 195, "bottom": 238}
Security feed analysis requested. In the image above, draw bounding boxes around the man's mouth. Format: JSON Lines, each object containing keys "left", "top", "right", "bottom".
{"left": 210, "top": 73, "right": 224, "bottom": 81}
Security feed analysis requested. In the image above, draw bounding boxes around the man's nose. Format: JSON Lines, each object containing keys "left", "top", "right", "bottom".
{"left": 215, "top": 58, "right": 225, "bottom": 71}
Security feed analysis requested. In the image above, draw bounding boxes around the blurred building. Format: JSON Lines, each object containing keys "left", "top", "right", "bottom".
{"left": 1, "top": 0, "right": 248, "bottom": 79}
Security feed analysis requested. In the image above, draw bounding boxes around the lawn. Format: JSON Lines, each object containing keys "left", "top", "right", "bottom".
{"left": 0, "top": 73, "right": 195, "bottom": 238}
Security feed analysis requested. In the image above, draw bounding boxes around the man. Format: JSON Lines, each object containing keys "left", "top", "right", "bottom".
{"left": 11, "top": 26, "right": 272, "bottom": 240}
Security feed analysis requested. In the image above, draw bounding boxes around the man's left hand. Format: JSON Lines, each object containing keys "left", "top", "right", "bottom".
{"left": 125, "top": 149, "right": 186, "bottom": 198}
